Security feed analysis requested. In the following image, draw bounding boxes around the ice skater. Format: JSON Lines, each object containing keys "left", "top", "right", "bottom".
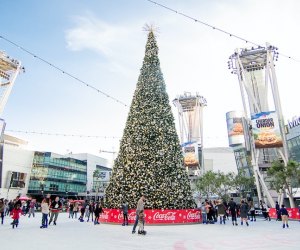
{"left": 0, "top": 199, "right": 5, "bottom": 224}
{"left": 279, "top": 204, "right": 289, "bottom": 228}
{"left": 240, "top": 200, "right": 249, "bottom": 226}
{"left": 137, "top": 210, "right": 146, "bottom": 235}
{"left": 121, "top": 200, "right": 129, "bottom": 226}
{"left": 94, "top": 203, "right": 103, "bottom": 225}
{"left": 11, "top": 204, "right": 22, "bottom": 229}
{"left": 132, "top": 195, "right": 146, "bottom": 234}
{"left": 40, "top": 198, "right": 49, "bottom": 228}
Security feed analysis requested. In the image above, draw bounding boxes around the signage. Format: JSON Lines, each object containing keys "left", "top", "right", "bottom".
{"left": 251, "top": 111, "right": 283, "bottom": 148}
{"left": 288, "top": 116, "right": 300, "bottom": 129}
{"left": 99, "top": 208, "right": 202, "bottom": 224}
{"left": 183, "top": 142, "right": 199, "bottom": 167}
{"left": 226, "top": 111, "right": 245, "bottom": 147}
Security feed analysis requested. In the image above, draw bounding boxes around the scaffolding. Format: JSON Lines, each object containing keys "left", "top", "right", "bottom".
{"left": 228, "top": 44, "right": 288, "bottom": 207}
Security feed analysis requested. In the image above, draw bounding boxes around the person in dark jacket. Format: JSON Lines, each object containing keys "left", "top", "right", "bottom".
{"left": 49, "top": 197, "right": 62, "bottom": 225}
{"left": 275, "top": 201, "right": 281, "bottom": 221}
{"left": 279, "top": 204, "right": 289, "bottom": 228}
{"left": 94, "top": 203, "right": 103, "bottom": 225}
{"left": 121, "top": 201, "right": 129, "bottom": 226}
{"left": 228, "top": 198, "right": 238, "bottom": 226}
{"left": 216, "top": 200, "right": 226, "bottom": 224}
{"left": 240, "top": 200, "right": 249, "bottom": 226}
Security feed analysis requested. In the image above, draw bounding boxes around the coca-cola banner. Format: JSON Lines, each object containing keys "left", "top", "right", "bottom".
{"left": 99, "top": 209, "right": 202, "bottom": 224}
{"left": 269, "top": 208, "right": 300, "bottom": 220}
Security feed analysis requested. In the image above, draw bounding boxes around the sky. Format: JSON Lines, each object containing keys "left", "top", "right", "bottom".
{"left": 1, "top": 0, "right": 300, "bottom": 162}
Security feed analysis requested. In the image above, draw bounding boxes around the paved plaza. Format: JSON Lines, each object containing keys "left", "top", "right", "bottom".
{"left": 1, "top": 212, "right": 299, "bottom": 250}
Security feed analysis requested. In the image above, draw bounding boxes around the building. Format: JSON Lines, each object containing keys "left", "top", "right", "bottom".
{"left": 28, "top": 152, "right": 87, "bottom": 199}
{"left": 67, "top": 153, "right": 110, "bottom": 200}
{"left": 203, "top": 147, "right": 237, "bottom": 173}
{"left": 286, "top": 116, "right": 300, "bottom": 162}
{"left": 0, "top": 135, "right": 34, "bottom": 201}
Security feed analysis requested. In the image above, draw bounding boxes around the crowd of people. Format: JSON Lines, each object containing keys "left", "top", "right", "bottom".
{"left": 0, "top": 195, "right": 105, "bottom": 229}
{"left": 1, "top": 195, "right": 299, "bottom": 231}
{"left": 199, "top": 198, "right": 296, "bottom": 229}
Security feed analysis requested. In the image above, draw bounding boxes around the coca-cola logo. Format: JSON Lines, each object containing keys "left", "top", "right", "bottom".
{"left": 128, "top": 212, "right": 136, "bottom": 220}
{"left": 153, "top": 212, "right": 176, "bottom": 221}
{"left": 187, "top": 211, "right": 200, "bottom": 220}
{"left": 100, "top": 211, "right": 109, "bottom": 219}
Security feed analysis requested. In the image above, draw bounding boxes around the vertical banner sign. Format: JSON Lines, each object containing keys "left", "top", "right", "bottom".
{"left": 226, "top": 111, "right": 245, "bottom": 146}
{"left": 251, "top": 111, "right": 283, "bottom": 148}
{"left": 183, "top": 142, "right": 199, "bottom": 167}
{"left": 0, "top": 119, "right": 6, "bottom": 188}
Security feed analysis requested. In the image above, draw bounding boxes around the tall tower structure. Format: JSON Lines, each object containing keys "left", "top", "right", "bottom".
{"left": 0, "top": 51, "right": 23, "bottom": 115}
{"left": 173, "top": 92, "right": 207, "bottom": 178}
{"left": 228, "top": 44, "right": 288, "bottom": 207}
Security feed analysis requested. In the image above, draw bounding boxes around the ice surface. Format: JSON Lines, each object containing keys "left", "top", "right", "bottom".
{"left": 0, "top": 213, "right": 299, "bottom": 250}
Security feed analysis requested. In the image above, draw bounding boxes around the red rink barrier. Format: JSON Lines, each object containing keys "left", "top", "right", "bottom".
{"left": 99, "top": 208, "right": 202, "bottom": 224}
{"left": 269, "top": 208, "right": 300, "bottom": 220}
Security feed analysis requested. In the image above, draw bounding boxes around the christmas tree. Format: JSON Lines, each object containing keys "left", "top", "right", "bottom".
{"left": 105, "top": 28, "right": 195, "bottom": 210}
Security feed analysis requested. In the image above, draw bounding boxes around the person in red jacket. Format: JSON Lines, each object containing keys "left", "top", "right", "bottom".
{"left": 11, "top": 204, "right": 22, "bottom": 229}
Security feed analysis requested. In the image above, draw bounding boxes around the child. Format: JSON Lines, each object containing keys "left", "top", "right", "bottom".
{"left": 94, "top": 203, "right": 103, "bottom": 225}
{"left": 11, "top": 204, "right": 22, "bottom": 229}
{"left": 137, "top": 210, "right": 146, "bottom": 235}
{"left": 40, "top": 198, "right": 49, "bottom": 228}
{"left": 279, "top": 204, "right": 289, "bottom": 228}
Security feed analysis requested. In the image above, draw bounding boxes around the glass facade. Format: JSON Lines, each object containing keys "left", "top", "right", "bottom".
{"left": 287, "top": 136, "right": 300, "bottom": 162}
{"left": 28, "top": 151, "right": 87, "bottom": 197}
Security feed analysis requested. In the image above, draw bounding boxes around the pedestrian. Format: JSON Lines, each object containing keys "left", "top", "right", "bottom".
{"left": 0, "top": 199, "right": 5, "bottom": 224}
{"left": 132, "top": 195, "right": 146, "bottom": 234}
{"left": 85, "top": 203, "right": 90, "bottom": 219}
{"left": 279, "top": 204, "right": 289, "bottom": 228}
{"left": 216, "top": 199, "right": 226, "bottom": 224}
{"left": 240, "top": 200, "right": 249, "bottom": 226}
{"left": 94, "top": 203, "right": 103, "bottom": 225}
{"left": 28, "top": 199, "right": 36, "bottom": 218}
{"left": 228, "top": 198, "right": 238, "bottom": 226}
{"left": 11, "top": 204, "right": 22, "bottom": 229}
{"left": 49, "top": 197, "right": 62, "bottom": 225}
{"left": 121, "top": 200, "right": 129, "bottom": 226}
{"left": 137, "top": 210, "right": 146, "bottom": 235}
{"left": 249, "top": 201, "right": 256, "bottom": 222}
{"left": 40, "top": 198, "right": 50, "bottom": 228}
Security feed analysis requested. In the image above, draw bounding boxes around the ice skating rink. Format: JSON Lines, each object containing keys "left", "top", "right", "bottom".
{"left": 1, "top": 212, "right": 299, "bottom": 250}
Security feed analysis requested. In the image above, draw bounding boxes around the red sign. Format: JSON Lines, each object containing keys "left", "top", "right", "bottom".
{"left": 269, "top": 208, "right": 300, "bottom": 220}
{"left": 99, "top": 208, "right": 202, "bottom": 224}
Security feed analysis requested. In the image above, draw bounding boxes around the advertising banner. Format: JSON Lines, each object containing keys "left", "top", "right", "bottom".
{"left": 226, "top": 111, "right": 245, "bottom": 146}
{"left": 183, "top": 142, "right": 199, "bottom": 167}
{"left": 269, "top": 208, "right": 300, "bottom": 220}
{"left": 251, "top": 111, "right": 283, "bottom": 148}
{"left": 99, "top": 208, "right": 202, "bottom": 224}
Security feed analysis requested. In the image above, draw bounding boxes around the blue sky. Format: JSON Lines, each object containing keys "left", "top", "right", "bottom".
{"left": 1, "top": 0, "right": 300, "bottom": 161}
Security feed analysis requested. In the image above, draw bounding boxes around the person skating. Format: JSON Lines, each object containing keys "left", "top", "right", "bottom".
{"left": 137, "top": 210, "right": 146, "bottom": 235}
{"left": 132, "top": 195, "right": 146, "bottom": 234}
{"left": 228, "top": 198, "right": 238, "bottom": 226}
{"left": 249, "top": 201, "right": 256, "bottom": 222}
{"left": 121, "top": 200, "right": 129, "bottom": 226}
{"left": 0, "top": 199, "right": 5, "bottom": 224}
{"left": 40, "top": 198, "right": 50, "bottom": 228}
{"left": 79, "top": 203, "right": 85, "bottom": 222}
{"left": 279, "top": 204, "right": 289, "bottom": 228}
{"left": 216, "top": 199, "right": 226, "bottom": 224}
{"left": 49, "top": 196, "right": 62, "bottom": 225}
{"left": 94, "top": 203, "right": 103, "bottom": 225}
{"left": 11, "top": 204, "right": 22, "bottom": 229}
{"left": 240, "top": 200, "right": 249, "bottom": 226}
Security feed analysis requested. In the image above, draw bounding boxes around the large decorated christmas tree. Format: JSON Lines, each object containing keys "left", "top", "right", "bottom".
{"left": 105, "top": 28, "right": 195, "bottom": 210}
